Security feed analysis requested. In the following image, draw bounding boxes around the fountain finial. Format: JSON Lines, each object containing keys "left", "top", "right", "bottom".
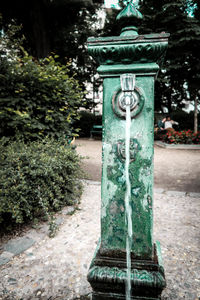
{"left": 116, "top": 0, "right": 143, "bottom": 36}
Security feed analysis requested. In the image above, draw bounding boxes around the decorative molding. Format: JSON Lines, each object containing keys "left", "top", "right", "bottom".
{"left": 112, "top": 86, "right": 145, "bottom": 119}
{"left": 88, "top": 34, "right": 169, "bottom": 66}
{"left": 116, "top": 1, "right": 143, "bottom": 23}
{"left": 88, "top": 265, "right": 166, "bottom": 289}
{"left": 117, "top": 138, "right": 141, "bottom": 162}
{"left": 92, "top": 291, "right": 161, "bottom": 300}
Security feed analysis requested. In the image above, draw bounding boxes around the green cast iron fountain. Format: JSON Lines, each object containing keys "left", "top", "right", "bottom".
{"left": 87, "top": 1, "right": 169, "bottom": 299}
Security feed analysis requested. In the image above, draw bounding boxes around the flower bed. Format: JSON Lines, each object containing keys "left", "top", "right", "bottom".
{"left": 162, "top": 130, "right": 200, "bottom": 144}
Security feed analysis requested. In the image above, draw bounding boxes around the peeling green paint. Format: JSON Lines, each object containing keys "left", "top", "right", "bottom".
{"left": 100, "top": 75, "right": 154, "bottom": 259}
{"left": 87, "top": 2, "right": 168, "bottom": 299}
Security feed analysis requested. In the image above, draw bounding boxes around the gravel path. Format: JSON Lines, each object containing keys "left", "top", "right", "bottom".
{"left": 0, "top": 181, "right": 199, "bottom": 300}
{"left": 75, "top": 138, "right": 200, "bottom": 192}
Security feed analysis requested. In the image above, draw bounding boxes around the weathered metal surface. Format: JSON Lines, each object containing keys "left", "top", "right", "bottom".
{"left": 112, "top": 86, "right": 145, "bottom": 119}
{"left": 87, "top": 1, "right": 169, "bottom": 299}
{"left": 87, "top": 35, "right": 169, "bottom": 66}
{"left": 116, "top": 1, "right": 143, "bottom": 23}
{"left": 88, "top": 241, "right": 166, "bottom": 299}
{"left": 100, "top": 75, "right": 154, "bottom": 260}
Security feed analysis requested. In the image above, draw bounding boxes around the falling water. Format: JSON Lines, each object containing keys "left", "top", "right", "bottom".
{"left": 125, "top": 98, "right": 133, "bottom": 300}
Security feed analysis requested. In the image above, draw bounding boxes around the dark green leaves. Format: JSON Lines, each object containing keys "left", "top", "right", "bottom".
{"left": 0, "top": 54, "right": 83, "bottom": 140}
{"left": 0, "top": 137, "right": 83, "bottom": 228}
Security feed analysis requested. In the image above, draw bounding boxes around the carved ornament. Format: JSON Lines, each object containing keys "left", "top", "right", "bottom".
{"left": 88, "top": 265, "right": 166, "bottom": 289}
{"left": 88, "top": 34, "right": 169, "bottom": 66}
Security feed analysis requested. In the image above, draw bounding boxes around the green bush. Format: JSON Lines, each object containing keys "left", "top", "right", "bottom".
{"left": 0, "top": 53, "right": 84, "bottom": 140}
{"left": 74, "top": 111, "right": 102, "bottom": 137}
{"left": 155, "top": 110, "right": 199, "bottom": 131}
{"left": 170, "top": 110, "right": 199, "bottom": 130}
{"left": 0, "top": 137, "right": 83, "bottom": 230}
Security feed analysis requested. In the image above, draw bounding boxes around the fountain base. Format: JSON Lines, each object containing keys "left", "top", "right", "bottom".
{"left": 91, "top": 293, "right": 162, "bottom": 300}
{"left": 87, "top": 241, "right": 166, "bottom": 300}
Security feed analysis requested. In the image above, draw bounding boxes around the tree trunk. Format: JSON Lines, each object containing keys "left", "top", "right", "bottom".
{"left": 29, "top": 0, "right": 51, "bottom": 58}
{"left": 194, "top": 97, "right": 198, "bottom": 133}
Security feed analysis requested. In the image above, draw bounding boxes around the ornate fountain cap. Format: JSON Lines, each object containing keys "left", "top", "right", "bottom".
{"left": 116, "top": 0, "right": 143, "bottom": 36}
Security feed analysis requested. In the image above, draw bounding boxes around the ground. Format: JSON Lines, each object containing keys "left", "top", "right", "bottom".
{"left": 75, "top": 138, "right": 200, "bottom": 192}
{"left": 0, "top": 138, "right": 199, "bottom": 299}
{"left": 0, "top": 183, "right": 199, "bottom": 300}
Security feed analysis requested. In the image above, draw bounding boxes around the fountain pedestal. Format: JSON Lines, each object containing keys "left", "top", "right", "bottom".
{"left": 87, "top": 3, "right": 169, "bottom": 300}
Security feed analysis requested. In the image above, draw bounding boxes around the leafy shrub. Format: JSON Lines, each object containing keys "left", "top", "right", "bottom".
{"left": 170, "top": 110, "right": 199, "bottom": 130}
{"left": 74, "top": 110, "right": 102, "bottom": 137}
{"left": 0, "top": 137, "right": 83, "bottom": 230}
{"left": 155, "top": 110, "right": 199, "bottom": 131}
{"left": 0, "top": 52, "right": 84, "bottom": 140}
{"left": 162, "top": 130, "right": 200, "bottom": 144}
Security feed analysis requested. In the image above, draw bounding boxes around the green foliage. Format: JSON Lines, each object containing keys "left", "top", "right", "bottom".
{"left": 162, "top": 130, "right": 200, "bottom": 144}
{"left": 0, "top": 137, "right": 83, "bottom": 230}
{"left": 52, "top": 3, "right": 101, "bottom": 87}
{"left": 139, "top": 0, "right": 200, "bottom": 112}
{"left": 0, "top": 1, "right": 102, "bottom": 93}
{"left": 0, "top": 52, "right": 84, "bottom": 140}
{"left": 155, "top": 110, "right": 199, "bottom": 133}
{"left": 171, "top": 110, "right": 199, "bottom": 130}
{"left": 103, "top": 0, "right": 200, "bottom": 113}
{"left": 74, "top": 111, "right": 102, "bottom": 137}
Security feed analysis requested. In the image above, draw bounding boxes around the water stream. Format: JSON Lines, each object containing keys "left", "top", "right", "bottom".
{"left": 124, "top": 98, "right": 133, "bottom": 300}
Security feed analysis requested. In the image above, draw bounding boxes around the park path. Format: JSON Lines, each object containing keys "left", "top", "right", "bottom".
{"left": 75, "top": 138, "right": 200, "bottom": 193}
{"left": 0, "top": 182, "right": 100, "bottom": 299}
{"left": 0, "top": 182, "right": 200, "bottom": 299}
{"left": 0, "top": 139, "right": 200, "bottom": 299}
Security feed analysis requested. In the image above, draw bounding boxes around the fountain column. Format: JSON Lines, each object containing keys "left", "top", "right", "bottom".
{"left": 87, "top": 2, "right": 169, "bottom": 299}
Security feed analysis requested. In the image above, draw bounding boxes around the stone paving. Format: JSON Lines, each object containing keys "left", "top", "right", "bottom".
{"left": 0, "top": 181, "right": 199, "bottom": 300}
